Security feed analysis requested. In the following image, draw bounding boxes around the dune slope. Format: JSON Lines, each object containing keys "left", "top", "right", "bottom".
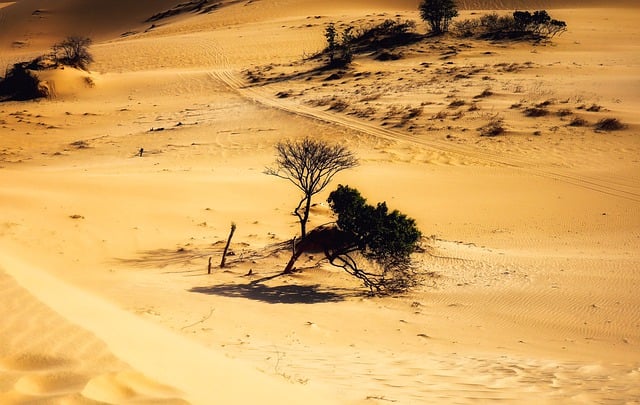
{"left": 1, "top": 0, "right": 639, "bottom": 404}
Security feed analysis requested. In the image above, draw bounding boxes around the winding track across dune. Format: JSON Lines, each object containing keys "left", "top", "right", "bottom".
{"left": 210, "top": 69, "right": 640, "bottom": 203}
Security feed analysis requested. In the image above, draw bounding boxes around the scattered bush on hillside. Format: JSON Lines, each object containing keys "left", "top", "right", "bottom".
{"left": 448, "top": 99, "right": 465, "bottom": 108}
{"left": 478, "top": 115, "right": 505, "bottom": 137}
{"left": 352, "top": 19, "right": 419, "bottom": 51}
{"left": 568, "top": 117, "right": 589, "bottom": 127}
{"left": 146, "top": 0, "right": 218, "bottom": 22}
{"left": 0, "top": 36, "right": 94, "bottom": 101}
{"left": 594, "top": 118, "right": 626, "bottom": 131}
{"left": 523, "top": 107, "right": 549, "bottom": 117}
{"left": 453, "top": 10, "right": 566, "bottom": 41}
{"left": 474, "top": 88, "right": 494, "bottom": 99}
{"left": 322, "top": 19, "right": 420, "bottom": 67}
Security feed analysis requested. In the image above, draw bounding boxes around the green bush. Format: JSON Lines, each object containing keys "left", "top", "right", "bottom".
{"left": 326, "top": 185, "right": 422, "bottom": 293}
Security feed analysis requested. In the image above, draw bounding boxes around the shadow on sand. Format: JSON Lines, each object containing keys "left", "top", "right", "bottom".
{"left": 189, "top": 279, "right": 357, "bottom": 304}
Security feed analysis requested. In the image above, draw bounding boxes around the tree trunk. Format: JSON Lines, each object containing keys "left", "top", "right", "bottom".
{"left": 300, "top": 196, "right": 312, "bottom": 239}
{"left": 220, "top": 222, "right": 236, "bottom": 268}
{"left": 283, "top": 237, "right": 304, "bottom": 273}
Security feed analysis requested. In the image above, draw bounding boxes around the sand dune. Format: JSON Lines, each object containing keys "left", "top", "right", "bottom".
{"left": 0, "top": 0, "right": 179, "bottom": 50}
{"left": 1, "top": 0, "right": 639, "bottom": 403}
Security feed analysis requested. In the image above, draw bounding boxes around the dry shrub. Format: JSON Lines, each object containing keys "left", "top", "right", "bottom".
{"left": 448, "top": 99, "right": 466, "bottom": 108}
{"left": 329, "top": 99, "right": 350, "bottom": 112}
{"left": 568, "top": 117, "right": 588, "bottom": 127}
{"left": 403, "top": 106, "right": 423, "bottom": 120}
{"left": 474, "top": 88, "right": 493, "bottom": 99}
{"left": 523, "top": 107, "right": 548, "bottom": 117}
{"left": 359, "top": 92, "right": 382, "bottom": 102}
{"left": 375, "top": 51, "right": 402, "bottom": 61}
{"left": 535, "top": 99, "right": 554, "bottom": 108}
{"left": 594, "top": 118, "right": 626, "bottom": 131}
{"left": 350, "top": 106, "right": 377, "bottom": 118}
{"left": 70, "top": 140, "right": 89, "bottom": 149}
{"left": 307, "top": 96, "right": 334, "bottom": 107}
{"left": 556, "top": 108, "right": 572, "bottom": 117}
{"left": 478, "top": 116, "right": 505, "bottom": 136}
{"left": 432, "top": 110, "right": 448, "bottom": 120}
{"left": 467, "top": 103, "right": 480, "bottom": 111}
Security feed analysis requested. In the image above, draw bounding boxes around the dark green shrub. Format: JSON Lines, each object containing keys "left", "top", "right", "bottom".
{"left": 326, "top": 185, "right": 422, "bottom": 293}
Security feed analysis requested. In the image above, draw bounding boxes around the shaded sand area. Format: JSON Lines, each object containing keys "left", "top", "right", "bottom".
{"left": 1, "top": 0, "right": 639, "bottom": 403}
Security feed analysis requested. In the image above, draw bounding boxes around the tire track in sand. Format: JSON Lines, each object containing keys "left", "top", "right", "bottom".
{"left": 210, "top": 70, "right": 640, "bottom": 203}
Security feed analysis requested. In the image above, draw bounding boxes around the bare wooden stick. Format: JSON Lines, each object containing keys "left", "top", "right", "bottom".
{"left": 207, "top": 256, "right": 212, "bottom": 274}
{"left": 220, "top": 222, "right": 236, "bottom": 268}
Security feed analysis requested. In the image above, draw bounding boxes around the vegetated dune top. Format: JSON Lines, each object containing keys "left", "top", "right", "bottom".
{"left": 1, "top": 0, "right": 638, "bottom": 54}
{"left": 0, "top": 0, "right": 638, "bottom": 53}
{"left": 456, "top": 0, "right": 639, "bottom": 9}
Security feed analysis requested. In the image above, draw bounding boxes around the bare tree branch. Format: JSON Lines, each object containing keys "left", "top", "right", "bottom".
{"left": 265, "top": 138, "right": 358, "bottom": 238}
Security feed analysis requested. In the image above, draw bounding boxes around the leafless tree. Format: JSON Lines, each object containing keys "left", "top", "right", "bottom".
{"left": 52, "top": 36, "right": 93, "bottom": 69}
{"left": 265, "top": 138, "right": 358, "bottom": 239}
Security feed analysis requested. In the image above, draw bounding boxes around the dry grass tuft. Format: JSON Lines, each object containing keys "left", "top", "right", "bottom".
{"left": 448, "top": 99, "right": 466, "bottom": 108}
{"left": 568, "top": 117, "right": 589, "bottom": 127}
{"left": 329, "top": 99, "right": 349, "bottom": 112}
{"left": 523, "top": 107, "right": 548, "bottom": 117}
{"left": 594, "top": 118, "right": 626, "bottom": 131}
{"left": 473, "top": 88, "right": 494, "bottom": 99}
{"left": 478, "top": 116, "right": 505, "bottom": 137}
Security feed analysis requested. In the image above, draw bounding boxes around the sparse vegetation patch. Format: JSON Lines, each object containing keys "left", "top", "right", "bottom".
{"left": 478, "top": 115, "right": 505, "bottom": 137}
{"left": 523, "top": 107, "right": 549, "bottom": 117}
{"left": 594, "top": 118, "right": 626, "bottom": 131}
{"left": 453, "top": 10, "right": 567, "bottom": 41}
{"left": 568, "top": 117, "right": 589, "bottom": 127}
{"left": 1, "top": 36, "right": 94, "bottom": 101}
{"left": 321, "top": 19, "right": 421, "bottom": 68}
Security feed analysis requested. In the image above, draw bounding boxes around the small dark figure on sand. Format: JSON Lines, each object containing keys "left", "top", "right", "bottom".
{"left": 139, "top": 148, "right": 144, "bottom": 157}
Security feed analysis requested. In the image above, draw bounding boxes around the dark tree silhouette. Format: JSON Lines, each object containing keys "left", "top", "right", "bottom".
{"left": 323, "top": 23, "right": 355, "bottom": 67}
{"left": 419, "top": 0, "right": 458, "bottom": 35}
{"left": 324, "top": 23, "right": 338, "bottom": 64}
{"left": 52, "top": 36, "right": 93, "bottom": 69}
{"left": 0, "top": 63, "right": 48, "bottom": 100}
{"left": 265, "top": 138, "right": 357, "bottom": 239}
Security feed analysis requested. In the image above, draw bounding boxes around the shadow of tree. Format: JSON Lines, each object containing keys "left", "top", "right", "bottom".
{"left": 115, "top": 248, "right": 212, "bottom": 269}
{"left": 115, "top": 240, "right": 292, "bottom": 271}
{"left": 189, "top": 282, "right": 356, "bottom": 304}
